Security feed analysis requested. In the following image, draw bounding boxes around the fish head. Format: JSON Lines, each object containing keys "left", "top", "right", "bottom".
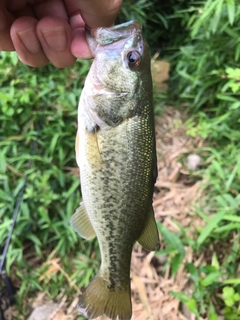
{"left": 83, "top": 21, "right": 152, "bottom": 129}
{"left": 88, "top": 20, "right": 151, "bottom": 94}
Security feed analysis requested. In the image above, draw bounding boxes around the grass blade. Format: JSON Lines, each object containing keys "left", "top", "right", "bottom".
{"left": 197, "top": 210, "right": 226, "bottom": 246}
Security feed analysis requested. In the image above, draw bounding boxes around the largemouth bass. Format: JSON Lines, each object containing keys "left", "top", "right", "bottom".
{"left": 71, "top": 20, "right": 160, "bottom": 320}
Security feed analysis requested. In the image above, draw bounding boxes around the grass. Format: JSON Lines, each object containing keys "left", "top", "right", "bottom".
{"left": 0, "top": 52, "right": 100, "bottom": 320}
{"left": 1, "top": 1, "right": 240, "bottom": 319}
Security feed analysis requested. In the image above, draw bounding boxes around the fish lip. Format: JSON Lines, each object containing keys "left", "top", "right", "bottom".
{"left": 86, "top": 20, "right": 143, "bottom": 54}
{"left": 91, "top": 20, "right": 142, "bottom": 46}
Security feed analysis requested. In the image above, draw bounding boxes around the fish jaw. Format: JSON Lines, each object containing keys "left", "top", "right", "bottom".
{"left": 86, "top": 20, "right": 142, "bottom": 53}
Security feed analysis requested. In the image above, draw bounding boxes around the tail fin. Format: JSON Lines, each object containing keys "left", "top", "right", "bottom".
{"left": 78, "top": 273, "right": 132, "bottom": 320}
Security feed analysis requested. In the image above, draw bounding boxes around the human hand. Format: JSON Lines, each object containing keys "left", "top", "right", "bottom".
{"left": 0, "top": 0, "right": 122, "bottom": 67}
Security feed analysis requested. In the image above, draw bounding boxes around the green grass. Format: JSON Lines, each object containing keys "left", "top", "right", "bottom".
{"left": 0, "top": 52, "right": 99, "bottom": 317}
{"left": 1, "top": 1, "right": 240, "bottom": 319}
{"left": 164, "top": 1, "right": 240, "bottom": 318}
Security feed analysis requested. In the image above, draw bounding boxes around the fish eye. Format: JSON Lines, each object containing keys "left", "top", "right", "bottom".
{"left": 127, "top": 51, "right": 141, "bottom": 69}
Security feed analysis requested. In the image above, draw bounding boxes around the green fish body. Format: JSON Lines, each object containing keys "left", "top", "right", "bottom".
{"left": 71, "top": 20, "right": 160, "bottom": 320}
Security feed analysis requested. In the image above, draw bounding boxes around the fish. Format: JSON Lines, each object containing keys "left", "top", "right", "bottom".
{"left": 70, "top": 20, "right": 160, "bottom": 320}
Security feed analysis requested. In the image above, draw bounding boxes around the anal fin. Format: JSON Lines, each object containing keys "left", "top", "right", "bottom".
{"left": 137, "top": 207, "right": 160, "bottom": 251}
{"left": 70, "top": 202, "right": 96, "bottom": 240}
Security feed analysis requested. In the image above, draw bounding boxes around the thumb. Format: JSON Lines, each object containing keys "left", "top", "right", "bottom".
{"left": 72, "top": 0, "right": 122, "bottom": 29}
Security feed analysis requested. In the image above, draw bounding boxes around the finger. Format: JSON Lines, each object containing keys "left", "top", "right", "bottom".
{"left": 71, "top": 27, "right": 92, "bottom": 59}
{"left": 13, "top": 4, "right": 35, "bottom": 19}
{"left": 0, "top": 6, "right": 15, "bottom": 50}
{"left": 10, "top": 16, "right": 49, "bottom": 67}
{"left": 69, "top": 10, "right": 85, "bottom": 30}
{"left": 67, "top": 0, "right": 122, "bottom": 59}
{"left": 7, "top": 0, "right": 27, "bottom": 12}
{"left": 73, "top": 0, "right": 122, "bottom": 28}
{"left": 30, "top": 0, "right": 68, "bottom": 20}
{"left": 36, "top": 16, "right": 76, "bottom": 68}
{"left": 69, "top": 12, "right": 92, "bottom": 59}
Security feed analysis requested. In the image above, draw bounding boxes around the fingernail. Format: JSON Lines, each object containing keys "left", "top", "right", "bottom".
{"left": 41, "top": 26, "right": 67, "bottom": 52}
{"left": 17, "top": 28, "right": 41, "bottom": 54}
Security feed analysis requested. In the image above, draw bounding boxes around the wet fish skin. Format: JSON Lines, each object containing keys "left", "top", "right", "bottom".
{"left": 71, "top": 20, "right": 160, "bottom": 320}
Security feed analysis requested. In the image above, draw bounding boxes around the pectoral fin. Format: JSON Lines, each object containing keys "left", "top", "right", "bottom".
{"left": 70, "top": 202, "right": 96, "bottom": 240}
{"left": 137, "top": 207, "right": 160, "bottom": 251}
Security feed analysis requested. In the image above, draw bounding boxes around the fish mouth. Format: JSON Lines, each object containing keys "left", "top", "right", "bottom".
{"left": 92, "top": 20, "right": 142, "bottom": 45}
{"left": 86, "top": 20, "right": 143, "bottom": 55}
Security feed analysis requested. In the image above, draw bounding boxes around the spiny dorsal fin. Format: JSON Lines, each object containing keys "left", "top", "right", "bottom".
{"left": 70, "top": 202, "right": 96, "bottom": 240}
{"left": 137, "top": 206, "right": 160, "bottom": 251}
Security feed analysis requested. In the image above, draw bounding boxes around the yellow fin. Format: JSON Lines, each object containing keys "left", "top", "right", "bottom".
{"left": 70, "top": 202, "right": 96, "bottom": 240}
{"left": 137, "top": 207, "right": 160, "bottom": 251}
{"left": 78, "top": 273, "right": 132, "bottom": 320}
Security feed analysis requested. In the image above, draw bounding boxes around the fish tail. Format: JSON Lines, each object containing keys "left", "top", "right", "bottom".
{"left": 78, "top": 273, "right": 132, "bottom": 320}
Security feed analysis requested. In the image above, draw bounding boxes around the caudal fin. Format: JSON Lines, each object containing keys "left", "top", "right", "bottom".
{"left": 78, "top": 273, "right": 132, "bottom": 320}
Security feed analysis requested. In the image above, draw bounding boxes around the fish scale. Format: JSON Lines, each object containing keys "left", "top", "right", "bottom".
{"left": 71, "top": 20, "right": 160, "bottom": 320}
